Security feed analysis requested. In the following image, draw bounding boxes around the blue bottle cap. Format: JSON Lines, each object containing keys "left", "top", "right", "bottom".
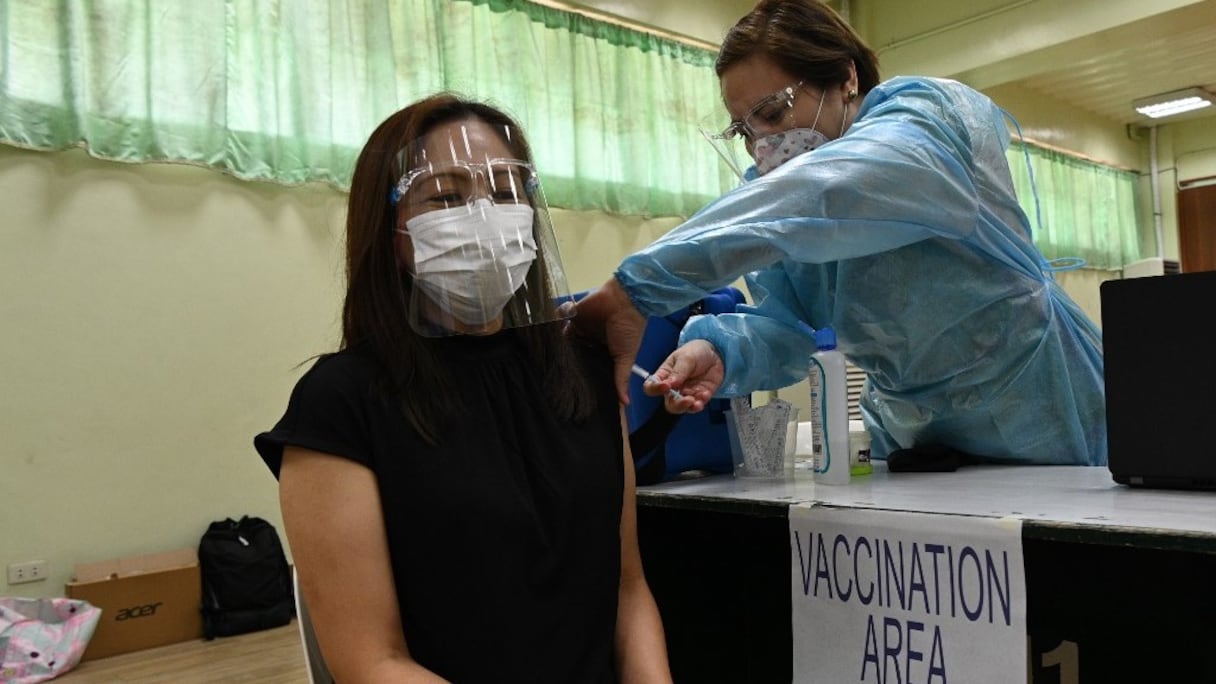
{"left": 814, "top": 327, "right": 837, "bottom": 350}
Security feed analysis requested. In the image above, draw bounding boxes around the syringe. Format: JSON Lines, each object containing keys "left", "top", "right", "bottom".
{"left": 631, "top": 364, "right": 683, "bottom": 401}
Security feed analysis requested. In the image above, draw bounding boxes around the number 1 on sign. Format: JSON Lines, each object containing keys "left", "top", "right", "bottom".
{"left": 1029, "top": 639, "right": 1078, "bottom": 684}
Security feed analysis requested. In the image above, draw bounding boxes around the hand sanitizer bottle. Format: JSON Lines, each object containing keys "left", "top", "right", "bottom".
{"left": 808, "top": 327, "right": 850, "bottom": 485}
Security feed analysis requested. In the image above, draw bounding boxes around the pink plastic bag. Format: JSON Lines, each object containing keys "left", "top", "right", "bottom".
{"left": 0, "top": 597, "right": 101, "bottom": 683}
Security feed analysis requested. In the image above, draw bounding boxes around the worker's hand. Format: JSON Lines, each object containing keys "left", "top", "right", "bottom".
{"left": 571, "top": 277, "right": 647, "bottom": 404}
{"left": 645, "top": 340, "right": 724, "bottom": 414}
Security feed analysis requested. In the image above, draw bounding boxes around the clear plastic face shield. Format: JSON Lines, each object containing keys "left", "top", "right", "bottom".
{"left": 700, "top": 81, "right": 825, "bottom": 179}
{"left": 392, "top": 119, "right": 574, "bottom": 337}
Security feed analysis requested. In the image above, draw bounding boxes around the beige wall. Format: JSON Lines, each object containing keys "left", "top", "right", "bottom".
{"left": 1139, "top": 116, "right": 1216, "bottom": 261}
{"left": 983, "top": 83, "right": 1140, "bottom": 171}
{"left": 1169, "top": 116, "right": 1216, "bottom": 183}
{"left": 566, "top": 0, "right": 756, "bottom": 45}
{"left": 550, "top": 209, "right": 682, "bottom": 293}
{"left": 0, "top": 145, "right": 345, "bottom": 596}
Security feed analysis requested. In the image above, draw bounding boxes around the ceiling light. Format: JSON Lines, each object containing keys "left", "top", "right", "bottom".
{"left": 1133, "top": 87, "right": 1214, "bottom": 119}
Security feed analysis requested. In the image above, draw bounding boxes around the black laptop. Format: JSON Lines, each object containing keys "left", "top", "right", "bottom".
{"left": 1100, "top": 269, "right": 1216, "bottom": 490}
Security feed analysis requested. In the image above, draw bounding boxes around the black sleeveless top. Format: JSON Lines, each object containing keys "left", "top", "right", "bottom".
{"left": 255, "top": 333, "right": 623, "bottom": 683}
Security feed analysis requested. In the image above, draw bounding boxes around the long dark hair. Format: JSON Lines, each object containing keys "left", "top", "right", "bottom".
{"left": 341, "top": 94, "right": 593, "bottom": 443}
{"left": 717, "top": 0, "right": 880, "bottom": 95}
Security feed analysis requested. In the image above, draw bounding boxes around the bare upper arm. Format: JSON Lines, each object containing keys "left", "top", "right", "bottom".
{"left": 278, "top": 446, "right": 416, "bottom": 681}
{"left": 617, "top": 407, "right": 645, "bottom": 584}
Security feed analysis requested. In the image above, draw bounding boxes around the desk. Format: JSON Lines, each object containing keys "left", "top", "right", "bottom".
{"left": 636, "top": 464, "right": 1216, "bottom": 683}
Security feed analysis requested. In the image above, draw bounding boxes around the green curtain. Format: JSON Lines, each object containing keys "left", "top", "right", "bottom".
{"left": 1005, "top": 141, "right": 1142, "bottom": 270}
{"left": 0, "top": 0, "right": 734, "bottom": 217}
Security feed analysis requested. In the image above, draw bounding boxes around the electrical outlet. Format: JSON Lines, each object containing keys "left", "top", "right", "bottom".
{"left": 7, "top": 560, "right": 48, "bottom": 584}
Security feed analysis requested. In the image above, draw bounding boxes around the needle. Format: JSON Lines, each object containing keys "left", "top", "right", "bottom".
{"left": 631, "top": 364, "right": 683, "bottom": 401}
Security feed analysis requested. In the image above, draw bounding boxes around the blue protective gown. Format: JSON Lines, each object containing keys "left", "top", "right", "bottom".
{"left": 615, "top": 76, "right": 1106, "bottom": 466}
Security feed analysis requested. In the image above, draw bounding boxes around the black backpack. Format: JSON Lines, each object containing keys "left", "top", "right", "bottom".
{"left": 198, "top": 515, "right": 295, "bottom": 639}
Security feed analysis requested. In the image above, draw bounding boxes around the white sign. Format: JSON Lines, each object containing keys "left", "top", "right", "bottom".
{"left": 790, "top": 505, "right": 1026, "bottom": 684}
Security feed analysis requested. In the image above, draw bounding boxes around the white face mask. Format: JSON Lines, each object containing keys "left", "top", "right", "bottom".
{"left": 400, "top": 200, "right": 537, "bottom": 327}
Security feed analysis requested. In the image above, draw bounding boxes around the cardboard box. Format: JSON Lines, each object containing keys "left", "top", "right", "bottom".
{"left": 65, "top": 548, "right": 203, "bottom": 661}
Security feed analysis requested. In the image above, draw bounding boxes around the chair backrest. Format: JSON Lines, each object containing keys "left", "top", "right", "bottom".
{"left": 293, "top": 568, "right": 336, "bottom": 684}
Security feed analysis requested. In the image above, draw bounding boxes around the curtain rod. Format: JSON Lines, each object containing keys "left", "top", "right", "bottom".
{"left": 1015, "top": 134, "right": 1137, "bottom": 173}
{"left": 526, "top": 0, "right": 721, "bottom": 52}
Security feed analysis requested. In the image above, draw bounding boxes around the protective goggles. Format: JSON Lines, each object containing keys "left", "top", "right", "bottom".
{"left": 717, "top": 81, "right": 805, "bottom": 143}
{"left": 700, "top": 81, "right": 811, "bottom": 180}
{"left": 391, "top": 120, "right": 574, "bottom": 337}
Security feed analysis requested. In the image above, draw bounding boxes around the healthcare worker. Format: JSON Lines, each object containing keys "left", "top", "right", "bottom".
{"left": 575, "top": 0, "right": 1106, "bottom": 466}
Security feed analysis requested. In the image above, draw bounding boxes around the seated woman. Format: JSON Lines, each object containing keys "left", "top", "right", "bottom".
{"left": 255, "top": 94, "right": 672, "bottom": 683}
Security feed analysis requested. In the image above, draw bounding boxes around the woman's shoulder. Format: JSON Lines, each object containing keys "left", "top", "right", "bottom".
{"left": 293, "top": 346, "right": 384, "bottom": 398}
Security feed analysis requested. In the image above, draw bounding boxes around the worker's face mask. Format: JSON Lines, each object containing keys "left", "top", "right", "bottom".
{"left": 400, "top": 200, "right": 537, "bottom": 327}
{"left": 391, "top": 118, "right": 575, "bottom": 337}
{"left": 750, "top": 85, "right": 831, "bottom": 175}
{"left": 752, "top": 127, "right": 831, "bottom": 175}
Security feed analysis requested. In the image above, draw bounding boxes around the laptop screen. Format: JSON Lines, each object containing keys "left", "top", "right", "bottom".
{"left": 1100, "top": 270, "right": 1216, "bottom": 489}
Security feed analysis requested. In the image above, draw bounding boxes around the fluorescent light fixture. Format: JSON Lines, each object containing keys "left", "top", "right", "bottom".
{"left": 1133, "top": 87, "right": 1214, "bottom": 119}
